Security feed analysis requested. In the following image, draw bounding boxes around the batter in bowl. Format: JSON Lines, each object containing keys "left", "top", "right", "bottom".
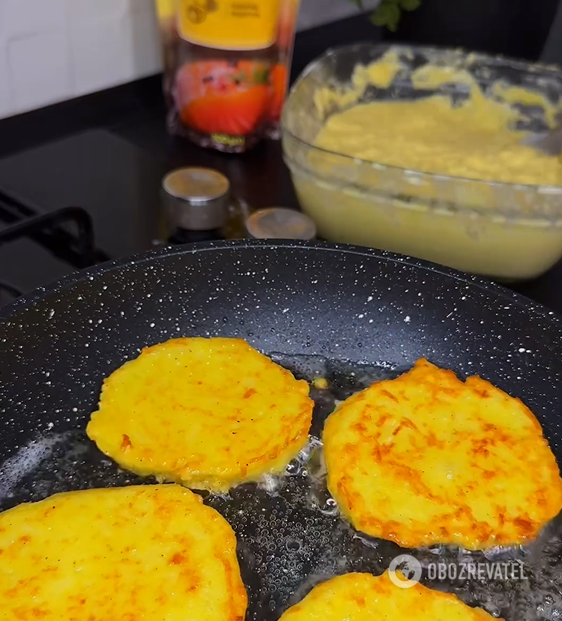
{"left": 285, "top": 49, "right": 562, "bottom": 280}
{"left": 313, "top": 55, "right": 562, "bottom": 186}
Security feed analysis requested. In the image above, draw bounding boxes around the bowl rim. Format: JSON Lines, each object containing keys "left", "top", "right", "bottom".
{"left": 281, "top": 42, "right": 562, "bottom": 194}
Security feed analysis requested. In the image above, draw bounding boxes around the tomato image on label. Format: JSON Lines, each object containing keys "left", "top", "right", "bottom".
{"left": 269, "top": 63, "right": 288, "bottom": 123}
{"left": 175, "top": 60, "right": 274, "bottom": 136}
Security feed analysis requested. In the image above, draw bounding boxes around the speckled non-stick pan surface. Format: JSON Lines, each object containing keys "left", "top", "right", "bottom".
{"left": 0, "top": 240, "right": 561, "bottom": 621}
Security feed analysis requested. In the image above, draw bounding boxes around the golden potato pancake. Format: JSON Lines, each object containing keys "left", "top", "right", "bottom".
{"left": 0, "top": 484, "right": 247, "bottom": 621}
{"left": 278, "top": 571, "right": 497, "bottom": 621}
{"left": 87, "top": 337, "right": 313, "bottom": 492}
{"left": 324, "top": 358, "right": 562, "bottom": 549}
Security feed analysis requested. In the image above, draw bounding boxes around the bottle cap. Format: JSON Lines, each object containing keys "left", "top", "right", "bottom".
{"left": 246, "top": 208, "right": 317, "bottom": 240}
{"left": 162, "top": 167, "right": 230, "bottom": 231}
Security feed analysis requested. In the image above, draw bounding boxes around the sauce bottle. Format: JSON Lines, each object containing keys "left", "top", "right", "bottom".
{"left": 167, "top": 0, "right": 283, "bottom": 153}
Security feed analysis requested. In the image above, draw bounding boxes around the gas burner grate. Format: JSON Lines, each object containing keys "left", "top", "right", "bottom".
{"left": 0, "top": 189, "right": 107, "bottom": 271}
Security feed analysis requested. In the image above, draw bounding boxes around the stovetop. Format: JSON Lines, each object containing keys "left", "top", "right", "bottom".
{"left": 1, "top": 127, "right": 562, "bottom": 315}
{"left": 0, "top": 130, "right": 169, "bottom": 305}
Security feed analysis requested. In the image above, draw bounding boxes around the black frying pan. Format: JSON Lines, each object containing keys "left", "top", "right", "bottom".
{"left": 0, "top": 240, "right": 561, "bottom": 620}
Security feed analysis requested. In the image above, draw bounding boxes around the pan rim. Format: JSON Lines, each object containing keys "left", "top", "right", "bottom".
{"left": 0, "top": 239, "right": 560, "bottom": 328}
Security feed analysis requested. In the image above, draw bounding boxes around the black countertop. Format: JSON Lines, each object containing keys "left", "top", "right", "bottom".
{"left": 0, "top": 13, "right": 561, "bottom": 314}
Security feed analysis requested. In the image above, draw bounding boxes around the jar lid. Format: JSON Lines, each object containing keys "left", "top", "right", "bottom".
{"left": 246, "top": 208, "right": 317, "bottom": 240}
{"left": 162, "top": 167, "right": 230, "bottom": 231}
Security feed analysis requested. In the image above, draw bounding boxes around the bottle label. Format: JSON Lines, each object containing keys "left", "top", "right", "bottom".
{"left": 175, "top": 59, "right": 273, "bottom": 138}
{"left": 176, "top": 0, "right": 281, "bottom": 50}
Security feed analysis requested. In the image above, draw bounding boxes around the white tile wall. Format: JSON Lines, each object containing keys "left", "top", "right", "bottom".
{"left": 8, "top": 32, "right": 71, "bottom": 112}
{"left": 0, "top": 0, "right": 162, "bottom": 120}
{"left": 298, "top": 0, "right": 379, "bottom": 31}
{"left": 0, "top": 0, "right": 376, "bottom": 121}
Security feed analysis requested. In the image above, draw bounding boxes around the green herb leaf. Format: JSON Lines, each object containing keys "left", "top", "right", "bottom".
{"left": 347, "top": 0, "right": 365, "bottom": 9}
{"left": 399, "top": 0, "right": 421, "bottom": 11}
{"left": 370, "top": 1, "right": 401, "bottom": 31}
{"left": 252, "top": 66, "right": 271, "bottom": 86}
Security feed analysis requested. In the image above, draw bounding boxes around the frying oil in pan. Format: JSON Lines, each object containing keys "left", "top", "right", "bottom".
{"left": 0, "top": 354, "right": 561, "bottom": 621}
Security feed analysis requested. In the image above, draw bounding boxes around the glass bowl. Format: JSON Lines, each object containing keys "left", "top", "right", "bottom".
{"left": 281, "top": 43, "right": 562, "bottom": 281}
